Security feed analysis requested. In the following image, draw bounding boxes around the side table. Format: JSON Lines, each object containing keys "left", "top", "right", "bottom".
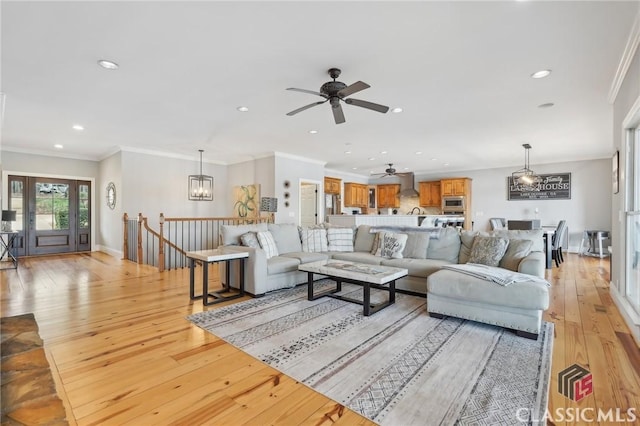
{"left": 0, "top": 231, "right": 19, "bottom": 270}
{"left": 186, "top": 248, "right": 248, "bottom": 306}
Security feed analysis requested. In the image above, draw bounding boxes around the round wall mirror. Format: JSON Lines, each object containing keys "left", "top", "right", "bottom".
{"left": 106, "top": 182, "right": 116, "bottom": 210}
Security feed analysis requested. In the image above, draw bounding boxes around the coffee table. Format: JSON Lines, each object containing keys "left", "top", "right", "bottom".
{"left": 298, "top": 260, "right": 408, "bottom": 316}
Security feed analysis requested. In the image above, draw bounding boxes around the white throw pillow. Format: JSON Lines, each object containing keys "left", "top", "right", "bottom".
{"left": 301, "top": 228, "right": 328, "bottom": 253}
{"left": 327, "top": 228, "right": 354, "bottom": 252}
{"left": 375, "top": 232, "right": 408, "bottom": 259}
{"left": 256, "top": 231, "right": 279, "bottom": 259}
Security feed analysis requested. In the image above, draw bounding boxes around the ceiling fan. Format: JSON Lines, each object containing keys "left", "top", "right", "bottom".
{"left": 286, "top": 68, "right": 389, "bottom": 124}
{"left": 371, "top": 163, "right": 412, "bottom": 178}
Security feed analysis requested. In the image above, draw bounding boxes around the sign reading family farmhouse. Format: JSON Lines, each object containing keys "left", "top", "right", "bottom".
{"left": 508, "top": 173, "right": 571, "bottom": 200}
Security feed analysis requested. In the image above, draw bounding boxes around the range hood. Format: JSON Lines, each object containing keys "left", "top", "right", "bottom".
{"left": 398, "top": 173, "right": 419, "bottom": 197}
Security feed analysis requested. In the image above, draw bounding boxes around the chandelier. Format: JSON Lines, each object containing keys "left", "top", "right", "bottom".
{"left": 511, "top": 143, "right": 538, "bottom": 188}
{"left": 188, "top": 150, "right": 214, "bottom": 201}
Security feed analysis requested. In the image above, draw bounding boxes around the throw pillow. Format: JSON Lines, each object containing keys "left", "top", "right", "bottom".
{"left": 499, "top": 239, "right": 533, "bottom": 271}
{"left": 327, "top": 227, "right": 354, "bottom": 252}
{"left": 301, "top": 228, "right": 328, "bottom": 253}
{"left": 402, "top": 232, "right": 430, "bottom": 259}
{"left": 370, "top": 232, "right": 381, "bottom": 255}
{"left": 375, "top": 232, "right": 408, "bottom": 259}
{"left": 240, "top": 232, "right": 260, "bottom": 249}
{"left": 468, "top": 236, "right": 509, "bottom": 267}
{"left": 256, "top": 231, "right": 279, "bottom": 259}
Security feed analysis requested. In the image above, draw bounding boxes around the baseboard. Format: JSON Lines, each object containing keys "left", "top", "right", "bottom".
{"left": 610, "top": 285, "right": 640, "bottom": 346}
{"left": 96, "top": 245, "right": 123, "bottom": 259}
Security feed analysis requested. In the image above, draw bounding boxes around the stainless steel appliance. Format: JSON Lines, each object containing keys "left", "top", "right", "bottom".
{"left": 325, "top": 193, "right": 341, "bottom": 215}
{"left": 442, "top": 196, "right": 465, "bottom": 212}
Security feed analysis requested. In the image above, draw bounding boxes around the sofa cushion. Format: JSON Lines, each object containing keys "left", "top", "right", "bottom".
{"left": 375, "top": 232, "right": 408, "bottom": 259}
{"left": 327, "top": 227, "right": 354, "bottom": 252}
{"left": 492, "top": 229, "right": 544, "bottom": 252}
{"left": 380, "top": 258, "right": 451, "bottom": 278}
{"left": 240, "top": 232, "right": 261, "bottom": 249}
{"left": 427, "top": 269, "right": 549, "bottom": 310}
{"left": 468, "top": 236, "right": 509, "bottom": 267}
{"left": 281, "top": 251, "right": 330, "bottom": 264}
{"left": 268, "top": 223, "right": 303, "bottom": 253}
{"left": 221, "top": 223, "right": 268, "bottom": 245}
{"left": 331, "top": 252, "right": 383, "bottom": 265}
{"left": 301, "top": 228, "right": 328, "bottom": 252}
{"left": 427, "top": 227, "right": 461, "bottom": 263}
{"left": 499, "top": 239, "right": 533, "bottom": 272}
{"left": 354, "top": 225, "right": 376, "bottom": 252}
{"left": 402, "top": 232, "right": 430, "bottom": 259}
{"left": 267, "top": 256, "right": 300, "bottom": 274}
{"left": 257, "top": 231, "right": 279, "bottom": 259}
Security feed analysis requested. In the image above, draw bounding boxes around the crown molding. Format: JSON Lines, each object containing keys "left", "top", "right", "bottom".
{"left": 1, "top": 145, "right": 99, "bottom": 161}
{"left": 273, "top": 151, "right": 327, "bottom": 166}
{"left": 609, "top": 9, "right": 640, "bottom": 104}
{"left": 115, "top": 146, "right": 227, "bottom": 165}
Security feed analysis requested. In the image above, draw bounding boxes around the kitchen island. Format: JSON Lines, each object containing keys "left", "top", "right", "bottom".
{"left": 326, "top": 215, "right": 465, "bottom": 228}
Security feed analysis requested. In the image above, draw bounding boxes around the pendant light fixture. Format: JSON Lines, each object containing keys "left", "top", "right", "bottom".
{"left": 188, "top": 150, "right": 214, "bottom": 201}
{"left": 511, "top": 143, "right": 538, "bottom": 188}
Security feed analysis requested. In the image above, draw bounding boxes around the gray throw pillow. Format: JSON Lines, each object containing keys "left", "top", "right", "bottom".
{"left": 499, "top": 239, "right": 533, "bottom": 271}
{"left": 240, "top": 232, "right": 260, "bottom": 249}
{"left": 468, "top": 236, "right": 509, "bottom": 267}
{"left": 402, "top": 232, "right": 430, "bottom": 259}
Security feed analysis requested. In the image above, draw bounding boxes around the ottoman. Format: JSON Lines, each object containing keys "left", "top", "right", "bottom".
{"left": 426, "top": 269, "right": 550, "bottom": 339}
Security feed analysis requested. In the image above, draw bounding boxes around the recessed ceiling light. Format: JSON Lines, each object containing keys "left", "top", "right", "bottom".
{"left": 344, "top": 150, "right": 352, "bottom": 154}
{"left": 237, "top": 106, "right": 249, "bottom": 112}
{"left": 538, "top": 102, "right": 555, "bottom": 108}
{"left": 72, "top": 124, "right": 84, "bottom": 131}
{"left": 380, "top": 151, "right": 387, "bottom": 154}
{"left": 309, "top": 130, "right": 318, "bottom": 134}
{"left": 368, "top": 157, "right": 375, "bottom": 161}
{"left": 391, "top": 107, "right": 403, "bottom": 113}
{"left": 531, "top": 69, "right": 551, "bottom": 79}
{"left": 54, "top": 144, "right": 63, "bottom": 149}
{"left": 416, "top": 151, "right": 423, "bottom": 155}
{"left": 97, "top": 59, "right": 119, "bottom": 70}
{"left": 352, "top": 167, "right": 358, "bottom": 170}
{"left": 444, "top": 163, "right": 449, "bottom": 166}
{"left": 431, "top": 158, "right": 437, "bottom": 161}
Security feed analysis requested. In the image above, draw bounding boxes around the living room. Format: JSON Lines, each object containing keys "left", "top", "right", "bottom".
{"left": 1, "top": 1, "right": 639, "bottom": 424}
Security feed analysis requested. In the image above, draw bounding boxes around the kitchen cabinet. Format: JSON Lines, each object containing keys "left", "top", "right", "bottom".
{"left": 377, "top": 184, "right": 401, "bottom": 208}
{"left": 344, "top": 183, "right": 368, "bottom": 208}
{"left": 324, "top": 177, "right": 341, "bottom": 195}
{"left": 441, "top": 178, "right": 470, "bottom": 196}
{"left": 419, "top": 181, "right": 441, "bottom": 207}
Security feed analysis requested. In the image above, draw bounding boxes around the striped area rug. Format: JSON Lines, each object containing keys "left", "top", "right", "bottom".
{"left": 187, "top": 280, "right": 552, "bottom": 425}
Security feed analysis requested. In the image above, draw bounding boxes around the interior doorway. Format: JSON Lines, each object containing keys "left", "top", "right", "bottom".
{"left": 300, "top": 181, "right": 320, "bottom": 227}
{"left": 7, "top": 175, "right": 91, "bottom": 256}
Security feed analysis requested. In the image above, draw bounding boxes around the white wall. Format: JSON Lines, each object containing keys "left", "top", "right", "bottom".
{"left": 274, "top": 153, "right": 325, "bottom": 224}
{"left": 415, "top": 159, "right": 612, "bottom": 252}
{"left": 98, "top": 151, "right": 122, "bottom": 255}
{"left": 227, "top": 156, "right": 275, "bottom": 217}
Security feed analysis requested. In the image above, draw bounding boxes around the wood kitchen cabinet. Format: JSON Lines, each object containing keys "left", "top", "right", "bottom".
{"left": 419, "top": 181, "right": 441, "bottom": 207}
{"left": 377, "top": 184, "right": 401, "bottom": 208}
{"left": 344, "top": 183, "right": 368, "bottom": 208}
{"left": 324, "top": 177, "right": 341, "bottom": 195}
{"left": 441, "top": 178, "right": 470, "bottom": 196}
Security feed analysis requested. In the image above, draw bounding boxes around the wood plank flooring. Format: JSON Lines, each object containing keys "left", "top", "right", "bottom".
{"left": 1, "top": 252, "right": 638, "bottom": 425}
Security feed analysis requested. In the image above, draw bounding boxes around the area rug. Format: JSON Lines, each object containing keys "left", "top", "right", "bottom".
{"left": 1, "top": 313, "right": 69, "bottom": 425}
{"left": 187, "top": 280, "right": 553, "bottom": 425}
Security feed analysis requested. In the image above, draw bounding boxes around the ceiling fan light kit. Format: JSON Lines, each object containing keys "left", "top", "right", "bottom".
{"left": 286, "top": 68, "right": 389, "bottom": 124}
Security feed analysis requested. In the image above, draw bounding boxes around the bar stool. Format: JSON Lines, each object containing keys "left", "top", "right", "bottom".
{"left": 579, "top": 230, "right": 610, "bottom": 258}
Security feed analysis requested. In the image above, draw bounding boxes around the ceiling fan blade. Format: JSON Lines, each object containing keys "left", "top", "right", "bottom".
{"left": 344, "top": 98, "right": 390, "bottom": 113}
{"left": 286, "top": 88, "right": 326, "bottom": 98}
{"left": 337, "top": 81, "right": 370, "bottom": 97}
{"left": 286, "top": 100, "right": 327, "bottom": 116}
{"left": 332, "top": 103, "right": 346, "bottom": 124}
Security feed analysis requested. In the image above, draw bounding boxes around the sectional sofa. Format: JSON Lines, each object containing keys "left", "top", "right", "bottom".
{"left": 219, "top": 223, "right": 550, "bottom": 338}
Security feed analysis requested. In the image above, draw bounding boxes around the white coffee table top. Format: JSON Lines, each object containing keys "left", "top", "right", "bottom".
{"left": 298, "top": 260, "right": 407, "bottom": 285}
{"left": 186, "top": 248, "right": 249, "bottom": 262}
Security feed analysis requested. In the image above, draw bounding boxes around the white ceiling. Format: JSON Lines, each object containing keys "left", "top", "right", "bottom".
{"left": 1, "top": 1, "right": 638, "bottom": 177}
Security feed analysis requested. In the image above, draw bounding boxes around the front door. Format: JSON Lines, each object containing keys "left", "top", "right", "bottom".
{"left": 8, "top": 175, "right": 91, "bottom": 256}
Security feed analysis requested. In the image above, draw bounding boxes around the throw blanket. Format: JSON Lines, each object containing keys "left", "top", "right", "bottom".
{"left": 370, "top": 226, "right": 442, "bottom": 239}
{"left": 441, "top": 263, "right": 550, "bottom": 287}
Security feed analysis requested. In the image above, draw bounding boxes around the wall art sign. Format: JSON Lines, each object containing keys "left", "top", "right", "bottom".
{"left": 507, "top": 173, "right": 571, "bottom": 200}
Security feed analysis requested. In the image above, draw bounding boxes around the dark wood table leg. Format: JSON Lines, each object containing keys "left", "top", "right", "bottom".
{"left": 363, "top": 283, "right": 371, "bottom": 316}
{"left": 189, "top": 258, "right": 197, "bottom": 300}
{"left": 202, "top": 260, "right": 210, "bottom": 305}
{"left": 239, "top": 258, "right": 245, "bottom": 296}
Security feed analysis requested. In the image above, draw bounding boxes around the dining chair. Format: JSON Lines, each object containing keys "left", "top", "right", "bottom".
{"left": 489, "top": 218, "right": 507, "bottom": 230}
{"left": 552, "top": 220, "right": 567, "bottom": 267}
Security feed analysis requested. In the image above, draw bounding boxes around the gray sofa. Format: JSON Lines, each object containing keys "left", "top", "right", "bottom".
{"left": 220, "top": 223, "right": 549, "bottom": 338}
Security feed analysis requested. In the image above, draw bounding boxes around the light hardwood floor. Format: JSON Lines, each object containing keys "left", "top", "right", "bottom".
{"left": 1, "top": 252, "right": 638, "bottom": 425}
